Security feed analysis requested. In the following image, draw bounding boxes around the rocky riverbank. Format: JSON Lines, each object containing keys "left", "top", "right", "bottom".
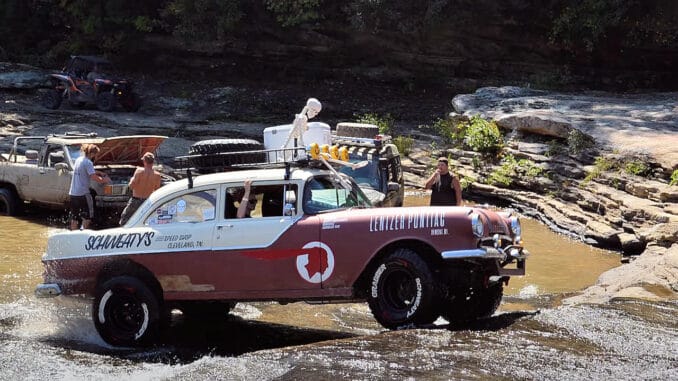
{"left": 402, "top": 86, "right": 678, "bottom": 303}
{"left": 0, "top": 64, "right": 676, "bottom": 303}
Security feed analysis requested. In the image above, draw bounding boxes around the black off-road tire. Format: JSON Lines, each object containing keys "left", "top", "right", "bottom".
{"left": 336, "top": 123, "right": 380, "bottom": 139}
{"left": 96, "top": 92, "right": 116, "bottom": 112}
{"left": 0, "top": 187, "right": 21, "bottom": 216}
{"left": 92, "top": 275, "right": 163, "bottom": 346}
{"left": 441, "top": 282, "right": 504, "bottom": 324}
{"left": 42, "top": 90, "right": 63, "bottom": 110}
{"left": 367, "top": 248, "right": 439, "bottom": 329}
{"left": 188, "top": 138, "right": 266, "bottom": 170}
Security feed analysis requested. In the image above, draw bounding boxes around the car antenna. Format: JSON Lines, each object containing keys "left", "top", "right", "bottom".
{"left": 187, "top": 168, "right": 193, "bottom": 189}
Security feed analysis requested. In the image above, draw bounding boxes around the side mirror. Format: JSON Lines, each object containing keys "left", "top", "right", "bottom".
{"left": 387, "top": 182, "right": 400, "bottom": 192}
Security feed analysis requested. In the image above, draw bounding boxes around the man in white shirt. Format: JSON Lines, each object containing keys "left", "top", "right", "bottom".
{"left": 68, "top": 144, "right": 110, "bottom": 230}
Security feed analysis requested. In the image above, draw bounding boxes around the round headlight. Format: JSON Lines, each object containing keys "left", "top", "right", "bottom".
{"left": 471, "top": 213, "right": 484, "bottom": 238}
{"left": 509, "top": 216, "right": 521, "bottom": 236}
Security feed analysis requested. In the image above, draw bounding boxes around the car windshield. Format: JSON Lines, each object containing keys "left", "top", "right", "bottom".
{"left": 338, "top": 159, "right": 382, "bottom": 190}
{"left": 303, "top": 174, "right": 371, "bottom": 214}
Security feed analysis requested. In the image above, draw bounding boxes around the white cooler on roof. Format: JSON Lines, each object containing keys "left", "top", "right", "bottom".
{"left": 263, "top": 122, "right": 332, "bottom": 161}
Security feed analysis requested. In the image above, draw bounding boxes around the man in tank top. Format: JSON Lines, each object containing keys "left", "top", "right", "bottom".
{"left": 424, "top": 157, "right": 462, "bottom": 206}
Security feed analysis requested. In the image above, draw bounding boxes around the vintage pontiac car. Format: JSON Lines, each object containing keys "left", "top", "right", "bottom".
{"left": 35, "top": 151, "right": 527, "bottom": 346}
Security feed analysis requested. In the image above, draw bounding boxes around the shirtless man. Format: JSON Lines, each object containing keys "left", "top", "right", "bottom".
{"left": 119, "top": 152, "right": 162, "bottom": 225}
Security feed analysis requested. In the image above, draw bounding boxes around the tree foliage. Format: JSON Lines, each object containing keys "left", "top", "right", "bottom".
{"left": 550, "top": 0, "right": 678, "bottom": 53}
{"left": 341, "top": 0, "right": 449, "bottom": 35}
{"left": 159, "top": 0, "right": 242, "bottom": 42}
{"left": 264, "top": 0, "right": 322, "bottom": 28}
{"left": 0, "top": 0, "right": 675, "bottom": 75}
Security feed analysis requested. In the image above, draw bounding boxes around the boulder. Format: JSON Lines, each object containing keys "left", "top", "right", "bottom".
{"left": 585, "top": 220, "right": 622, "bottom": 248}
{"left": 618, "top": 232, "right": 646, "bottom": 256}
{"left": 660, "top": 188, "right": 678, "bottom": 203}
{"left": 496, "top": 112, "right": 573, "bottom": 138}
{"left": 639, "top": 222, "right": 678, "bottom": 247}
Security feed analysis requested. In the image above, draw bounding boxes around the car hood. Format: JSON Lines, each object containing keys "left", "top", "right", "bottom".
{"left": 94, "top": 136, "right": 167, "bottom": 165}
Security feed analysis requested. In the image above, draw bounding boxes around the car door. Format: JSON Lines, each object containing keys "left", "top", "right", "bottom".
{"left": 22, "top": 144, "right": 71, "bottom": 206}
{"left": 211, "top": 181, "right": 322, "bottom": 294}
{"left": 138, "top": 186, "right": 218, "bottom": 297}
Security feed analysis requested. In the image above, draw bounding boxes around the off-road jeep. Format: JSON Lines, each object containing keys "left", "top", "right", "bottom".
{"left": 42, "top": 55, "right": 141, "bottom": 112}
{"left": 333, "top": 129, "right": 404, "bottom": 207}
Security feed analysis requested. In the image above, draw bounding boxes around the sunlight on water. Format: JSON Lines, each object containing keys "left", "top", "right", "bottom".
{"left": 403, "top": 193, "right": 621, "bottom": 296}
{"left": 0, "top": 216, "right": 49, "bottom": 303}
{"left": 0, "top": 198, "right": 671, "bottom": 381}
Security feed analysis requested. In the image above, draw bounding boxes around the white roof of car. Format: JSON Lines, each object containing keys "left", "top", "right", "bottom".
{"left": 149, "top": 167, "right": 321, "bottom": 202}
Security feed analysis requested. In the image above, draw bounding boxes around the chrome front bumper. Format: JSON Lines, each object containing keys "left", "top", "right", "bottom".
{"left": 35, "top": 283, "right": 62, "bottom": 298}
{"left": 441, "top": 246, "right": 529, "bottom": 276}
{"left": 441, "top": 246, "right": 529, "bottom": 260}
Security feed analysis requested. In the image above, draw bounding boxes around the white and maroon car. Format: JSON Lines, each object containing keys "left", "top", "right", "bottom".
{"left": 36, "top": 162, "right": 527, "bottom": 346}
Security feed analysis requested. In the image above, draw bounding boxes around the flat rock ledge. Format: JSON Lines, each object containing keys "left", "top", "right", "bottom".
{"left": 563, "top": 244, "right": 678, "bottom": 304}
{"left": 407, "top": 85, "right": 678, "bottom": 304}
{"left": 452, "top": 86, "right": 678, "bottom": 172}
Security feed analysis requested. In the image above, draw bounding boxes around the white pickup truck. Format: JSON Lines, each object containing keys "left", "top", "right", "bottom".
{"left": 0, "top": 132, "right": 169, "bottom": 226}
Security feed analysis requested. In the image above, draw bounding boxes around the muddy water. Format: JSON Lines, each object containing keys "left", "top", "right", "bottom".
{"left": 0, "top": 203, "right": 676, "bottom": 380}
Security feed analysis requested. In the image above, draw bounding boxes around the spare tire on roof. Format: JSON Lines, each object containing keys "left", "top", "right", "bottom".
{"left": 188, "top": 138, "right": 266, "bottom": 171}
{"left": 336, "top": 123, "right": 379, "bottom": 139}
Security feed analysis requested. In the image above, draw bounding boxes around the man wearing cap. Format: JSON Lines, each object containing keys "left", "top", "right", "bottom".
{"left": 119, "top": 152, "right": 162, "bottom": 225}
{"left": 424, "top": 157, "right": 463, "bottom": 206}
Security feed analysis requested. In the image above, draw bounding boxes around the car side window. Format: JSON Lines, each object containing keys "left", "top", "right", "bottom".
{"left": 145, "top": 189, "right": 217, "bottom": 225}
{"left": 225, "top": 184, "right": 298, "bottom": 219}
{"left": 46, "top": 145, "right": 65, "bottom": 168}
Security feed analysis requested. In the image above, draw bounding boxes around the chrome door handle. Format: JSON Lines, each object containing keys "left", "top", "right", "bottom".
{"left": 217, "top": 224, "right": 234, "bottom": 230}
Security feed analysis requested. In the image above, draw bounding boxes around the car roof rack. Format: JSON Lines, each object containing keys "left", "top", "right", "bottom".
{"left": 48, "top": 132, "right": 99, "bottom": 139}
{"left": 331, "top": 135, "right": 392, "bottom": 148}
{"left": 174, "top": 147, "right": 313, "bottom": 172}
{"left": 173, "top": 144, "right": 366, "bottom": 189}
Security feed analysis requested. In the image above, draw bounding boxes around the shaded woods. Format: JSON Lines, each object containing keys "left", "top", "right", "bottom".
{"left": 1, "top": 0, "right": 677, "bottom": 90}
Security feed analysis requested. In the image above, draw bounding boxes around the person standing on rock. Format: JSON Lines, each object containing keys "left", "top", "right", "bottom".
{"left": 119, "top": 152, "right": 162, "bottom": 225}
{"left": 69, "top": 144, "right": 111, "bottom": 230}
{"left": 424, "top": 157, "right": 463, "bottom": 206}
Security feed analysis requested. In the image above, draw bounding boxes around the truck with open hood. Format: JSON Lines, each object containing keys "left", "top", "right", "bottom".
{"left": 0, "top": 132, "right": 171, "bottom": 226}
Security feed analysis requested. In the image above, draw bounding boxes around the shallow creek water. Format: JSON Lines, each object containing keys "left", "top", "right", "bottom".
{"left": 0, "top": 197, "right": 675, "bottom": 380}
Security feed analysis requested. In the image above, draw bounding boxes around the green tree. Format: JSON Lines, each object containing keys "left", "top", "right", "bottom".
{"left": 159, "top": 0, "right": 242, "bottom": 43}
{"left": 264, "top": 0, "right": 322, "bottom": 27}
{"left": 341, "top": 0, "right": 449, "bottom": 35}
{"left": 551, "top": 0, "right": 678, "bottom": 53}
{"left": 49, "top": 0, "right": 164, "bottom": 59}
{"left": 0, "top": 0, "right": 55, "bottom": 63}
